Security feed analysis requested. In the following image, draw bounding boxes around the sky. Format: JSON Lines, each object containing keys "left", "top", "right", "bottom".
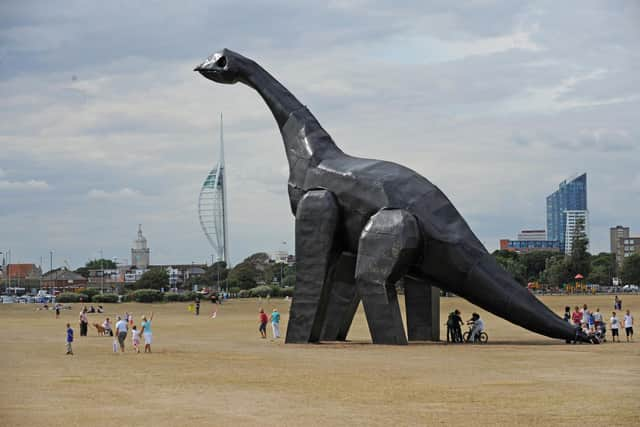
{"left": 1, "top": 0, "right": 639, "bottom": 269}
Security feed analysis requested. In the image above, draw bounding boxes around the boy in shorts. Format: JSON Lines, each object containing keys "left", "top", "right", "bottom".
{"left": 610, "top": 312, "right": 620, "bottom": 342}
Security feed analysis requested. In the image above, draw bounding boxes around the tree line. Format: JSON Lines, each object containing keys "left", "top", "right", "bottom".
{"left": 493, "top": 219, "right": 640, "bottom": 286}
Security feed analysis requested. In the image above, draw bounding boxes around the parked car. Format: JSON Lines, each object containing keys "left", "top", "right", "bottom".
{"left": 622, "top": 284, "right": 639, "bottom": 292}
{"left": 1, "top": 295, "right": 16, "bottom": 304}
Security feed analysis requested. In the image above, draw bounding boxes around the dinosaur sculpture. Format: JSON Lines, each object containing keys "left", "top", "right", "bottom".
{"left": 195, "top": 49, "right": 587, "bottom": 345}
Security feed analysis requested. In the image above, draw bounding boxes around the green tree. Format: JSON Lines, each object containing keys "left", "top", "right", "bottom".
{"left": 589, "top": 252, "right": 614, "bottom": 285}
{"left": 75, "top": 258, "right": 117, "bottom": 277}
{"left": 243, "top": 252, "right": 271, "bottom": 270}
{"left": 134, "top": 268, "right": 169, "bottom": 290}
{"left": 492, "top": 250, "right": 526, "bottom": 285}
{"left": 520, "top": 251, "right": 557, "bottom": 282}
{"left": 227, "top": 262, "right": 259, "bottom": 290}
{"left": 621, "top": 254, "right": 640, "bottom": 284}
{"left": 540, "top": 255, "right": 570, "bottom": 286}
{"left": 565, "top": 217, "right": 591, "bottom": 279}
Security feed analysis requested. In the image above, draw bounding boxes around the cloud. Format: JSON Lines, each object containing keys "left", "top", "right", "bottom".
{"left": 0, "top": 179, "right": 49, "bottom": 190}
{"left": 87, "top": 188, "right": 142, "bottom": 199}
{"left": 0, "top": 1, "right": 638, "bottom": 267}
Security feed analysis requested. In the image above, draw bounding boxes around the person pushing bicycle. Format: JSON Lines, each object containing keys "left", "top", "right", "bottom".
{"left": 466, "top": 312, "right": 485, "bottom": 343}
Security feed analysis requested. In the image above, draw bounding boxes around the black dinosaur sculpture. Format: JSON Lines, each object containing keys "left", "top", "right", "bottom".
{"left": 196, "top": 49, "right": 588, "bottom": 345}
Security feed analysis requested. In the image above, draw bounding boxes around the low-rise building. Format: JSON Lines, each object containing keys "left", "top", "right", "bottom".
{"left": 41, "top": 269, "right": 88, "bottom": 291}
{"left": 499, "top": 239, "right": 561, "bottom": 254}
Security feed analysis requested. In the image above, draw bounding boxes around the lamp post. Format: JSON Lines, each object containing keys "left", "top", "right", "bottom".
{"left": 100, "top": 249, "right": 104, "bottom": 294}
{"left": 280, "top": 241, "right": 287, "bottom": 287}
{"left": 49, "top": 251, "right": 54, "bottom": 294}
{"left": 0, "top": 251, "right": 4, "bottom": 292}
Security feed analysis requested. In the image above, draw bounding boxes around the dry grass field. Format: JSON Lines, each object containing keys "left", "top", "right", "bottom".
{"left": 1, "top": 294, "right": 638, "bottom": 426}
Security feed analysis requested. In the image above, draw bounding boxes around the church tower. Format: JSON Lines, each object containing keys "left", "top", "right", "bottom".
{"left": 131, "top": 224, "right": 150, "bottom": 269}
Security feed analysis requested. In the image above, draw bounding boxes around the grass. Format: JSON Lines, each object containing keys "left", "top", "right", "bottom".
{"left": 0, "top": 294, "right": 638, "bottom": 426}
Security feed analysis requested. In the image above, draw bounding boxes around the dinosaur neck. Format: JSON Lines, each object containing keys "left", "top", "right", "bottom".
{"left": 240, "top": 60, "right": 342, "bottom": 167}
{"left": 241, "top": 60, "right": 304, "bottom": 129}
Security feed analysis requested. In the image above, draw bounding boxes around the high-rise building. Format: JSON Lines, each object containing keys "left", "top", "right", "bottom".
{"left": 564, "top": 210, "right": 589, "bottom": 255}
{"left": 610, "top": 225, "right": 629, "bottom": 255}
{"left": 131, "top": 224, "right": 150, "bottom": 269}
{"left": 546, "top": 173, "right": 587, "bottom": 253}
{"left": 198, "top": 114, "right": 229, "bottom": 265}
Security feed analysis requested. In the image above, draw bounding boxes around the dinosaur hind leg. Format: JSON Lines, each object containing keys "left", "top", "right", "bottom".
{"left": 320, "top": 252, "right": 360, "bottom": 341}
{"left": 355, "top": 209, "right": 421, "bottom": 345}
{"left": 285, "top": 190, "right": 340, "bottom": 344}
{"left": 404, "top": 275, "right": 440, "bottom": 341}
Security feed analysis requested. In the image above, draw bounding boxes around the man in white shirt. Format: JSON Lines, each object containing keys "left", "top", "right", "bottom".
{"left": 114, "top": 316, "right": 128, "bottom": 353}
{"left": 610, "top": 312, "right": 620, "bottom": 342}
{"left": 624, "top": 310, "right": 634, "bottom": 342}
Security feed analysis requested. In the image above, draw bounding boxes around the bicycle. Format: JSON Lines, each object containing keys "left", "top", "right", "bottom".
{"left": 463, "top": 327, "right": 488, "bottom": 343}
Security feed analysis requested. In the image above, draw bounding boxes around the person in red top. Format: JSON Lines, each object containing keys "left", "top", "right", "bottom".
{"left": 258, "top": 308, "right": 268, "bottom": 339}
{"left": 571, "top": 306, "right": 582, "bottom": 326}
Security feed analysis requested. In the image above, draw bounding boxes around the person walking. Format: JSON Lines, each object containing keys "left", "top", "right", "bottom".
{"left": 195, "top": 298, "right": 200, "bottom": 316}
{"left": 258, "top": 308, "right": 268, "bottom": 339}
{"left": 270, "top": 308, "right": 281, "bottom": 339}
{"left": 79, "top": 307, "right": 88, "bottom": 337}
{"left": 65, "top": 323, "right": 74, "bottom": 355}
{"left": 140, "top": 312, "right": 154, "bottom": 353}
{"left": 115, "top": 315, "right": 128, "bottom": 353}
{"left": 610, "top": 312, "right": 620, "bottom": 343}
{"left": 624, "top": 309, "right": 634, "bottom": 342}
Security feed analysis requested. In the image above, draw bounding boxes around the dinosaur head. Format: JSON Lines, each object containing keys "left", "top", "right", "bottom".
{"left": 195, "top": 49, "right": 245, "bottom": 84}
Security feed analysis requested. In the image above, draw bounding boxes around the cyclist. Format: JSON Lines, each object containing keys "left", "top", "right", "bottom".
{"left": 466, "top": 312, "right": 485, "bottom": 343}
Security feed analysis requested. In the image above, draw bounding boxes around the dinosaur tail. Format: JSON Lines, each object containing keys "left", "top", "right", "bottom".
{"left": 458, "top": 254, "right": 587, "bottom": 342}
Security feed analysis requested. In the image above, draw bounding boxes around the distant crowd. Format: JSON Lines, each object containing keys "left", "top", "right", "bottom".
{"left": 562, "top": 296, "right": 633, "bottom": 344}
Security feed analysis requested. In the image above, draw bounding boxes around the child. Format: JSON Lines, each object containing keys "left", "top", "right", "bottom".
{"left": 66, "top": 323, "right": 74, "bottom": 355}
{"left": 259, "top": 308, "right": 268, "bottom": 339}
{"left": 131, "top": 325, "right": 141, "bottom": 353}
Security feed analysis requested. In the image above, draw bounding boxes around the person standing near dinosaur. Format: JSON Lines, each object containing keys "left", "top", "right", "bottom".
{"left": 270, "top": 308, "right": 281, "bottom": 339}
{"left": 258, "top": 308, "right": 268, "bottom": 339}
{"left": 610, "top": 312, "right": 620, "bottom": 343}
{"left": 624, "top": 309, "right": 634, "bottom": 342}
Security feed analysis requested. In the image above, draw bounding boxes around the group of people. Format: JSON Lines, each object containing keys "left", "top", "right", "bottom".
{"left": 564, "top": 303, "right": 634, "bottom": 343}
{"left": 258, "top": 308, "right": 281, "bottom": 339}
{"left": 446, "top": 309, "right": 485, "bottom": 343}
{"left": 65, "top": 310, "right": 154, "bottom": 355}
{"left": 113, "top": 312, "right": 154, "bottom": 353}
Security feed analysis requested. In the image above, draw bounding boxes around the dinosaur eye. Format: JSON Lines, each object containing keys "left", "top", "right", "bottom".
{"left": 215, "top": 56, "right": 227, "bottom": 67}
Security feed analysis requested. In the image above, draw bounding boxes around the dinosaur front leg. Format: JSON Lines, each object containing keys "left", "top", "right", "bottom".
{"left": 285, "top": 189, "right": 339, "bottom": 344}
{"left": 320, "top": 252, "right": 360, "bottom": 341}
{"left": 355, "top": 209, "right": 421, "bottom": 345}
{"left": 404, "top": 276, "right": 440, "bottom": 341}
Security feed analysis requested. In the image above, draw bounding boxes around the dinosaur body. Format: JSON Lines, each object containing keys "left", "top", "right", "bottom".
{"left": 196, "top": 49, "right": 586, "bottom": 344}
